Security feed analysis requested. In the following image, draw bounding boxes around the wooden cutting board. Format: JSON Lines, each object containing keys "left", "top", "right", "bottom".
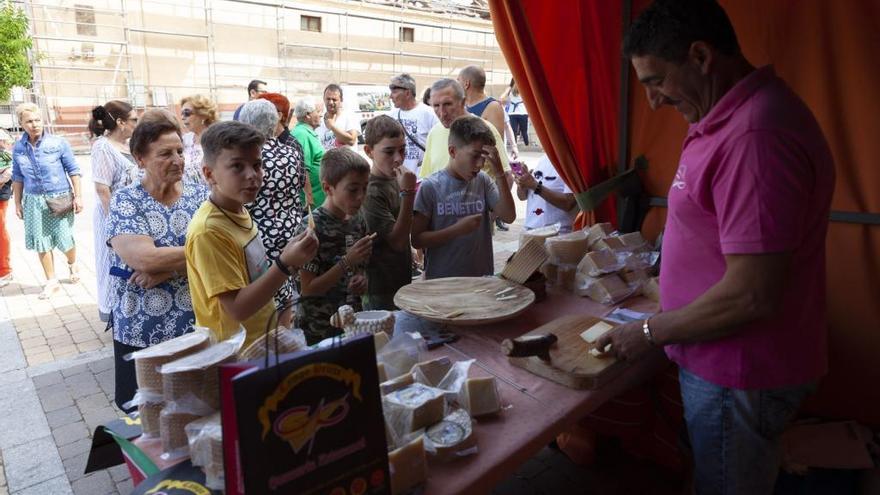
{"left": 394, "top": 277, "right": 535, "bottom": 326}
{"left": 507, "top": 314, "right": 627, "bottom": 389}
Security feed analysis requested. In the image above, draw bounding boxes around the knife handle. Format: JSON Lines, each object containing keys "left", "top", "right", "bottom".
{"left": 501, "top": 333, "right": 558, "bottom": 361}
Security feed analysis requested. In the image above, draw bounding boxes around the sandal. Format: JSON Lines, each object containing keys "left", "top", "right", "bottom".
{"left": 68, "top": 262, "right": 80, "bottom": 284}
{"left": 39, "top": 279, "right": 60, "bottom": 299}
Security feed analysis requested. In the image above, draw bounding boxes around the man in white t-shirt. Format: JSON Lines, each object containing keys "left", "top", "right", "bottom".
{"left": 514, "top": 154, "right": 578, "bottom": 233}
{"left": 385, "top": 73, "right": 438, "bottom": 176}
{"left": 316, "top": 83, "right": 360, "bottom": 150}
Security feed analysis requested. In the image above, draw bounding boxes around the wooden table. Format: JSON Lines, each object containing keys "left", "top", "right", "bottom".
{"left": 419, "top": 288, "right": 667, "bottom": 495}
{"left": 127, "top": 288, "right": 667, "bottom": 495}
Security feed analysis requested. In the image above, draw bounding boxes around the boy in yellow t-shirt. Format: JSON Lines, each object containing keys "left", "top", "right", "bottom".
{"left": 186, "top": 121, "right": 318, "bottom": 347}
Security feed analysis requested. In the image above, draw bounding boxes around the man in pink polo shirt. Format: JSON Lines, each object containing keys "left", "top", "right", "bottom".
{"left": 596, "top": 1, "right": 835, "bottom": 493}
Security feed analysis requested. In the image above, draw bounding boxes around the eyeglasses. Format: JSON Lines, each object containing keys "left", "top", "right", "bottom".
{"left": 181, "top": 109, "right": 194, "bottom": 117}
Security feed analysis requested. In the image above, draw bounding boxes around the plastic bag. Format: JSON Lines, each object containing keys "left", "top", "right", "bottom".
{"left": 123, "top": 389, "right": 164, "bottom": 438}
{"left": 423, "top": 409, "right": 478, "bottom": 462}
{"left": 159, "top": 397, "right": 215, "bottom": 460}
{"left": 545, "top": 229, "right": 590, "bottom": 265}
{"left": 435, "top": 359, "right": 474, "bottom": 401}
{"left": 575, "top": 272, "right": 640, "bottom": 304}
{"left": 377, "top": 332, "right": 427, "bottom": 380}
{"left": 185, "top": 412, "right": 224, "bottom": 490}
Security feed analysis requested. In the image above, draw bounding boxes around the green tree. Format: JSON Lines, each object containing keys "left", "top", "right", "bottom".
{"left": 0, "top": 2, "right": 32, "bottom": 102}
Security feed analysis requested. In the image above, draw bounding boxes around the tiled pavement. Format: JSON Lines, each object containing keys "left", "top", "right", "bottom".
{"left": 0, "top": 151, "right": 682, "bottom": 494}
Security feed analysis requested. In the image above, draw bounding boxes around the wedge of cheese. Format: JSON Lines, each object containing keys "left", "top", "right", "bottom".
{"left": 579, "top": 321, "right": 614, "bottom": 344}
{"left": 619, "top": 232, "right": 648, "bottom": 251}
{"left": 411, "top": 357, "right": 453, "bottom": 388}
{"left": 388, "top": 435, "right": 427, "bottom": 495}
{"left": 380, "top": 373, "right": 414, "bottom": 395}
{"left": 593, "top": 236, "right": 626, "bottom": 252}
{"left": 383, "top": 383, "right": 446, "bottom": 432}
{"left": 374, "top": 331, "right": 391, "bottom": 352}
{"left": 584, "top": 273, "right": 632, "bottom": 304}
{"left": 578, "top": 249, "right": 620, "bottom": 276}
{"left": 459, "top": 377, "right": 501, "bottom": 417}
{"left": 586, "top": 222, "right": 614, "bottom": 247}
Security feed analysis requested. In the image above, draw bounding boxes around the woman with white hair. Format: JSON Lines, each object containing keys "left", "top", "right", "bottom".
{"left": 11, "top": 103, "right": 83, "bottom": 298}
{"left": 237, "top": 99, "right": 306, "bottom": 327}
{"left": 291, "top": 97, "right": 325, "bottom": 208}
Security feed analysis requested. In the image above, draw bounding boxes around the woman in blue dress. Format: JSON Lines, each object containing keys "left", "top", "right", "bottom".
{"left": 11, "top": 103, "right": 84, "bottom": 299}
{"left": 106, "top": 109, "right": 208, "bottom": 410}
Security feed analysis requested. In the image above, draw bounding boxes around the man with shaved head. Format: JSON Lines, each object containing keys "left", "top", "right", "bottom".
{"left": 458, "top": 65, "right": 506, "bottom": 137}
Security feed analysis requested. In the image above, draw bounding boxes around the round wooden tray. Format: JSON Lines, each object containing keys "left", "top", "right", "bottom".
{"left": 394, "top": 277, "right": 535, "bottom": 326}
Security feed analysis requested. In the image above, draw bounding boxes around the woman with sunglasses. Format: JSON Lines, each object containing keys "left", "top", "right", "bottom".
{"left": 179, "top": 94, "right": 218, "bottom": 184}
{"left": 88, "top": 100, "right": 140, "bottom": 322}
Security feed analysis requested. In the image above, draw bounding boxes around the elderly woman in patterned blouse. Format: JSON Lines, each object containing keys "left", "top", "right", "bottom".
{"left": 179, "top": 94, "right": 218, "bottom": 184}
{"left": 106, "top": 109, "right": 208, "bottom": 411}
{"left": 237, "top": 99, "right": 306, "bottom": 327}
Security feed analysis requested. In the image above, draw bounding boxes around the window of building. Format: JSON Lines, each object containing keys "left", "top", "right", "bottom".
{"left": 81, "top": 43, "right": 95, "bottom": 61}
{"left": 301, "top": 15, "right": 322, "bottom": 33}
{"left": 399, "top": 27, "right": 414, "bottom": 43}
{"left": 74, "top": 5, "right": 97, "bottom": 36}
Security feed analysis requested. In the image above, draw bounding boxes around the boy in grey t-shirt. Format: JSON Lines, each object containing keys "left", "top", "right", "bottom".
{"left": 412, "top": 116, "right": 517, "bottom": 279}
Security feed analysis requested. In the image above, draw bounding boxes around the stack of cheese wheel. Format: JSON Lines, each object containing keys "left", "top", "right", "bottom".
{"left": 161, "top": 342, "right": 238, "bottom": 409}
{"left": 160, "top": 409, "right": 201, "bottom": 453}
{"left": 545, "top": 230, "right": 591, "bottom": 265}
{"left": 131, "top": 332, "right": 210, "bottom": 437}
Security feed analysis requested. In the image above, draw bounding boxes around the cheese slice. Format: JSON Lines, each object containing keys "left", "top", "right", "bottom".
{"left": 384, "top": 383, "right": 446, "bottom": 432}
{"left": 580, "top": 321, "right": 614, "bottom": 344}
{"left": 459, "top": 377, "right": 501, "bottom": 417}
{"left": 388, "top": 435, "right": 427, "bottom": 495}
{"left": 588, "top": 344, "right": 613, "bottom": 357}
{"left": 411, "top": 357, "right": 453, "bottom": 387}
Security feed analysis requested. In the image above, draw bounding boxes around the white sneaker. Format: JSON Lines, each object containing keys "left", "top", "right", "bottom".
{"left": 0, "top": 273, "right": 11, "bottom": 288}
{"left": 39, "top": 279, "right": 60, "bottom": 299}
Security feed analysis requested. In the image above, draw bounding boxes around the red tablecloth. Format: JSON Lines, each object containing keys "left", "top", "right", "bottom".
{"left": 421, "top": 289, "right": 666, "bottom": 495}
{"left": 127, "top": 289, "right": 666, "bottom": 495}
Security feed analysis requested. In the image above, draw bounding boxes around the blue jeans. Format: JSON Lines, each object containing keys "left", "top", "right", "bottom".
{"left": 679, "top": 367, "right": 815, "bottom": 495}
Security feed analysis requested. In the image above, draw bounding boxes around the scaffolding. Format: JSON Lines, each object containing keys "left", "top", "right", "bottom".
{"left": 9, "top": 0, "right": 510, "bottom": 149}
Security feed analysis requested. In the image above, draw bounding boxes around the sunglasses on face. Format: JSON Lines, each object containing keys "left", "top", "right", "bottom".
{"left": 181, "top": 109, "right": 194, "bottom": 117}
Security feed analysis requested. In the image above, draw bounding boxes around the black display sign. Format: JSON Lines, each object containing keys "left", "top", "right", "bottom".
{"left": 131, "top": 459, "right": 222, "bottom": 495}
{"left": 232, "top": 335, "right": 390, "bottom": 495}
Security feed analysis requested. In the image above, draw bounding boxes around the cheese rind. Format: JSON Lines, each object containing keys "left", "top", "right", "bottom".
{"left": 388, "top": 435, "right": 427, "bottom": 495}
{"left": 580, "top": 321, "right": 614, "bottom": 343}
{"left": 459, "top": 377, "right": 502, "bottom": 417}
{"left": 425, "top": 409, "right": 477, "bottom": 462}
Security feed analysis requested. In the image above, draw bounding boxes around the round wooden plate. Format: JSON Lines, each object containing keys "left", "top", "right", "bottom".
{"left": 394, "top": 277, "right": 536, "bottom": 326}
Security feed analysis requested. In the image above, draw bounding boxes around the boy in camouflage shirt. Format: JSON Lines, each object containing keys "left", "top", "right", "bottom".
{"left": 295, "top": 148, "right": 374, "bottom": 344}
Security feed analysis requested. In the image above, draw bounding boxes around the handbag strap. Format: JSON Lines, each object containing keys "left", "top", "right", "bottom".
{"left": 397, "top": 110, "right": 426, "bottom": 152}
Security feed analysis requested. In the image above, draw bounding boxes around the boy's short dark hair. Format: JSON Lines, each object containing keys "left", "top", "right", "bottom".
{"left": 623, "top": 0, "right": 740, "bottom": 63}
{"left": 200, "top": 121, "right": 265, "bottom": 167}
{"left": 448, "top": 115, "right": 495, "bottom": 149}
{"left": 320, "top": 148, "right": 370, "bottom": 186}
{"left": 364, "top": 115, "right": 404, "bottom": 147}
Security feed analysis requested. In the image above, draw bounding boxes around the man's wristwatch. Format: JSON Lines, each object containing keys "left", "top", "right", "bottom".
{"left": 534, "top": 182, "right": 543, "bottom": 196}
{"left": 274, "top": 257, "right": 294, "bottom": 277}
{"left": 642, "top": 318, "right": 656, "bottom": 345}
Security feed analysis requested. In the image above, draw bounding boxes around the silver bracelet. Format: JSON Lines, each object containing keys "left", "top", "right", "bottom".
{"left": 642, "top": 318, "right": 655, "bottom": 345}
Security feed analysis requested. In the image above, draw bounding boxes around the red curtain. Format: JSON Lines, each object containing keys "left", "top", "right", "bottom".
{"left": 489, "top": 0, "right": 622, "bottom": 227}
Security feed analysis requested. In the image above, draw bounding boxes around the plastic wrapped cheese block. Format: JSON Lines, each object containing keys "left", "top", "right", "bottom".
{"left": 388, "top": 435, "right": 427, "bottom": 495}
{"left": 459, "top": 377, "right": 502, "bottom": 417}
{"left": 619, "top": 231, "right": 648, "bottom": 251}
{"left": 585, "top": 222, "right": 614, "bottom": 246}
{"left": 584, "top": 274, "right": 634, "bottom": 305}
{"left": 130, "top": 331, "right": 211, "bottom": 393}
{"left": 374, "top": 331, "right": 391, "bottom": 352}
{"left": 424, "top": 409, "right": 478, "bottom": 462}
{"left": 593, "top": 236, "right": 626, "bottom": 252}
{"left": 411, "top": 357, "right": 453, "bottom": 387}
{"left": 519, "top": 222, "right": 561, "bottom": 247}
{"left": 380, "top": 372, "right": 415, "bottom": 395}
{"left": 578, "top": 249, "right": 622, "bottom": 277}
{"left": 620, "top": 268, "right": 650, "bottom": 285}
{"left": 643, "top": 276, "right": 661, "bottom": 302}
{"left": 383, "top": 383, "right": 446, "bottom": 432}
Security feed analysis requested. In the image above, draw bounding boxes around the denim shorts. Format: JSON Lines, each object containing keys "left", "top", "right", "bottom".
{"left": 679, "top": 367, "right": 815, "bottom": 495}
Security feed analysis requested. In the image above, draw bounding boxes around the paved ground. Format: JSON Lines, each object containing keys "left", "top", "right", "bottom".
{"left": 0, "top": 149, "right": 682, "bottom": 494}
